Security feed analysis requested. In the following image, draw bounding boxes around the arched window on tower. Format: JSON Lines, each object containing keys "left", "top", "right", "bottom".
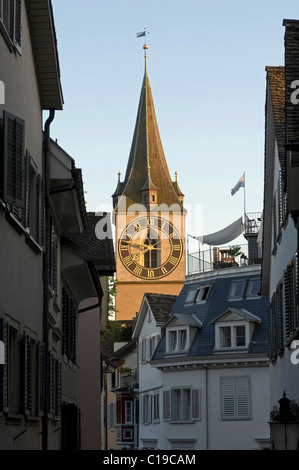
{"left": 143, "top": 229, "right": 161, "bottom": 268}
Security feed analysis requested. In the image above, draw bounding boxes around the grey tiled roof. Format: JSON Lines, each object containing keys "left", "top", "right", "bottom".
{"left": 63, "top": 212, "right": 116, "bottom": 274}
{"left": 152, "top": 270, "right": 269, "bottom": 360}
{"left": 144, "top": 293, "right": 178, "bottom": 324}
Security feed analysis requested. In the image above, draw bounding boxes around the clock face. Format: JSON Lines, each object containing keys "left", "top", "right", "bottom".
{"left": 118, "top": 216, "right": 183, "bottom": 279}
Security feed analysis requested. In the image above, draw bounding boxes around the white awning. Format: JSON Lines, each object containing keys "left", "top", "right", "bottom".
{"left": 194, "top": 216, "right": 245, "bottom": 246}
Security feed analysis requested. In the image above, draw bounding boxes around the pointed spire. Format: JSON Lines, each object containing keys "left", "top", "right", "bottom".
{"left": 115, "top": 44, "right": 183, "bottom": 211}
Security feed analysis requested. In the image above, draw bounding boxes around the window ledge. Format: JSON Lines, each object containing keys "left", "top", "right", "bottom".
{"left": 170, "top": 420, "right": 195, "bottom": 424}
{"left": 214, "top": 348, "right": 248, "bottom": 354}
{"left": 221, "top": 417, "right": 252, "bottom": 421}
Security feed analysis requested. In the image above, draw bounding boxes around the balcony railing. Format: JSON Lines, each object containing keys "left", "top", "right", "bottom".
{"left": 120, "top": 369, "right": 137, "bottom": 389}
{"left": 188, "top": 244, "right": 250, "bottom": 275}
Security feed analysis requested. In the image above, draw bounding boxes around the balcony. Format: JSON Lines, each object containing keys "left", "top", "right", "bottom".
{"left": 119, "top": 369, "right": 138, "bottom": 389}
{"left": 187, "top": 213, "right": 262, "bottom": 275}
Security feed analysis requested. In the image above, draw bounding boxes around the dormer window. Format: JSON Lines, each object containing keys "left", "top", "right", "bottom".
{"left": 167, "top": 327, "right": 189, "bottom": 354}
{"left": 185, "top": 285, "right": 211, "bottom": 305}
{"left": 211, "top": 308, "right": 261, "bottom": 353}
{"left": 247, "top": 279, "right": 260, "bottom": 298}
{"left": 219, "top": 324, "right": 246, "bottom": 349}
{"left": 229, "top": 281, "right": 246, "bottom": 300}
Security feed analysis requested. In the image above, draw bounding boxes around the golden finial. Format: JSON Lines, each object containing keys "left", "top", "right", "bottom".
{"left": 118, "top": 171, "right": 121, "bottom": 179}
{"left": 148, "top": 165, "right": 151, "bottom": 174}
{"left": 175, "top": 171, "right": 178, "bottom": 181}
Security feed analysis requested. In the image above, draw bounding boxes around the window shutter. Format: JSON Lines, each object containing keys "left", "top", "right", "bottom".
{"left": 284, "top": 263, "right": 294, "bottom": 339}
{"left": 163, "top": 390, "right": 171, "bottom": 421}
{"left": 192, "top": 388, "right": 201, "bottom": 420}
{"left": 0, "top": 318, "right": 9, "bottom": 412}
{"left": 236, "top": 377, "right": 250, "bottom": 418}
{"left": 55, "top": 359, "right": 61, "bottom": 416}
{"left": 24, "top": 152, "right": 30, "bottom": 228}
{"left": 62, "top": 287, "right": 67, "bottom": 355}
{"left": 107, "top": 403, "right": 111, "bottom": 427}
{"left": 37, "top": 175, "right": 45, "bottom": 246}
{"left": 272, "top": 194, "right": 277, "bottom": 250}
{"left": 3, "top": 111, "right": 25, "bottom": 208}
{"left": 37, "top": 341, "right": 45, "bottom": 416}
{"left": 48, "top": 352, "right": 54, "bottom": 414}
{"left": 14, "top": 0, "right": 22, "bottom": 49}
{"left": 22, "top": 334, "right": 32, "bottom": 415}
{"left": 221, "top": 378, "right": 235, "bottom": 418}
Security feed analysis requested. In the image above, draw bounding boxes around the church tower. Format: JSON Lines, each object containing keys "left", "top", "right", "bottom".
{"left": 112, "top": 44, "right": 186, "bottom": 321}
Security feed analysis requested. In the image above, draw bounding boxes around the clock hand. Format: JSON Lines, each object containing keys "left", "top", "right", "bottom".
{"left": 122, "top": 240, "right": 149, "bottom": 248}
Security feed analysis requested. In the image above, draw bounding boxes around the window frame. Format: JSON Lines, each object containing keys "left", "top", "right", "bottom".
{"left": 229, "top": 280, "right": 246, "bottom": 300}
{"left": 166, "top": 326, "right": 189, "bottom": 354}
{"left": 216, "top": 322, "right": 248, "bottom": 351}
{"left": 125, "top": 400, "right": 133, "bottom": 424}
{"left": 166, "top": 387, "right": 200, "bottom": 423}
{"left": 246, "top": 278, "right": 260, "bottom": 298}
{"left": 0, "top": 0, "right": 22, "bottom": 53}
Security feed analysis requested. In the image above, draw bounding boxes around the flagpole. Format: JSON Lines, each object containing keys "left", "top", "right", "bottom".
{"left": 243, "top": 171, "right": 246, "bottom": 220}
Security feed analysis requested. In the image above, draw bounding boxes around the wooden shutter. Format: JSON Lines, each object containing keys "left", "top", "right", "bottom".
{"left": 3, "top": 111, "right": 25, "bottom": 208}
{"left": 62, "top": 287, "right": 67, "bottom": 355}
{"left": 163, "top": 390, "right": 171, "bottom": 421}
{"left": 221, "top": 377, "right": 235, "bottom": 418}
{"left": 22, "top": 334, "right": 32, "bottom": 415}
{"left": 0, "top": 318, "right": 9, "bottom": 412}
{"left": 14, "top": 0, "right": 22, "bottom": 49}
{"left": 37, "top": 341, "right": 45, "bottom": 416}
{"left": 192, "top": 388, "right": 201, "bottom": 420}
{"left": 272, "top": 194, "right": 277, "bottom": 251}
{"left": 24, "top": 151, "right": 30, "bottom": 228}
{"left": 48, "top": 352, "right": 54, "bottom": 414}
{"left": 284, "top": 263, "right": 294, "bottom": 339}
{"left": 37, "top": 175, "right": 45, "bottom": 246}
{"left": 55, "top": 359, "right": 61, "bottom": 416}
{"left": 236, "top": 377, "right": 250, "bottom": 418}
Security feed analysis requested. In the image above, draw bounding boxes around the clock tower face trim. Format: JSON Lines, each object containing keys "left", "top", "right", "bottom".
{"left": 118, "top": 216, "right": 183, "bottom": 280}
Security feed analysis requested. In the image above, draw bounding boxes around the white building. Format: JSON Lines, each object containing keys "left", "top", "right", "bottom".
{"left": 135, "top": 263, "right": 270, "bottom": 450}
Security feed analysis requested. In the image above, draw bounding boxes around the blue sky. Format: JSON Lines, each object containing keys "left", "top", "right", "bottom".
{"left": 50, "top": 0, "right": 297, "bottom": 250}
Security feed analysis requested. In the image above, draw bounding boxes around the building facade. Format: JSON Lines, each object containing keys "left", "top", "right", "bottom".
{"left": 261, "top": 19, "right": 299, "bottom": 433}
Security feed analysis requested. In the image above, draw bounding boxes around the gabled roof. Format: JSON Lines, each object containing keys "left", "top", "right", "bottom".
{"left": 132, "top": 292, "right": 177, "bottom": 339}
{"left": 110, "top": 339, "right": 137, "bottom": 362}
{"left": 164, "top": 313, "right": 202, "bottom": 328}
{"left": 265, "top": 66, "right": 285, "bottom": 173}
{"left": 145, "top": 293, "right": 177, "bottom": 324}
{"left": 114, "top": 55, "right": 183, "bottom": 210}
{"left": 63, "top": 212, "right": 116, "bottom": 275}
{"left": 26, "top": 0, "right": 63, "bottom": 110}
{"left": 210, "top": 308, "right": 261, "bottom": 324}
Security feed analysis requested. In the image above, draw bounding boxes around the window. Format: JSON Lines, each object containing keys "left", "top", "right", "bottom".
{"left": 195, "top": 285, "right": 211, "bottom": 302}
{"left": 108, "top": 403, "right": 116, "bottom": 428}
{"left": 163, "top": 388, "right": 200, "bottom": 422}
{"left": 219, "top": 324, "right": 247, "bottom": 349}
{"left": 167, "top": 328, "right": 188, "bottom": 354}
{"left": 123, "top": 429, "right": 133, "bottom": 440}
{"left": 62, "top": 287, "right": 77, "bottom": 364}
{"left": 1, "top": 111, "right": 25, "bottom": 217}
{"left": 109, "top": 369, "right": 119, "bottom": 389}
{"left": 229, "top": 280, "right": 246, "bottom": 299}
{"left": 125, "top": 401, "right": 133, "bottom": 424}
{"left": 0, "top": 0, "right": 22, "bottom": 52}
{"left": 185, "top": 286, "right": 211, "bottom": 305}
{"left": 284, "top": 256, "right": 298, "bottom": 341}
{"left": 49, "top": 219, "right": 58, "bottom": 292}
{"left": 220, "top": 376, "right": 251, "bottom": 420}
{"left": 142, "top": 394, "right": 151, "bottom": 424}
{"left": 269, "top": 284, "right": 284, "bottom": 361}
{"left": 140, "top": 337, "right": 148, "bottom": 362}
{"left": 247, "top": 279, "right": 260, "bottom": 298}
{"left": 152, "top": 392, "right": 160, "bottom": 422}
{"left": 151, "top": 195, "right": 155, "bottom": 202}
{"left": 185, "top": 288, "right": 198, "bottom": 304}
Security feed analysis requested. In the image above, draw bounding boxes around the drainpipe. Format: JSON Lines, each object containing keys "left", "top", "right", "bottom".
{"left": 42, "top": 109, "right": 55, "bottom": 451}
